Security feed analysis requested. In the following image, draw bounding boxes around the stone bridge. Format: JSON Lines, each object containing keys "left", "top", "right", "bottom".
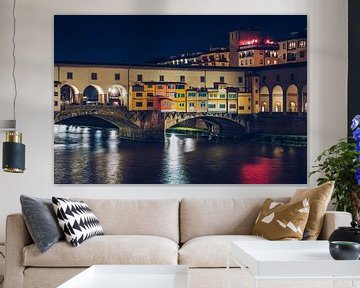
{"left": 54, "top": 105, "right": 248, "bottom": 141}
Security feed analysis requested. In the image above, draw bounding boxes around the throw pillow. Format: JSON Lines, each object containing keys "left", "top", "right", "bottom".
{"left": 20, "top": 195, "right": 64, "bottom": 253}
{"left": 289, "top": 181, "right": 334, "bottom": 240}
{"left": 252, "top": 198, "right": 310, "bottom": 240}
{"left": 52, "top": 197, "right": 104, "bottom": 247}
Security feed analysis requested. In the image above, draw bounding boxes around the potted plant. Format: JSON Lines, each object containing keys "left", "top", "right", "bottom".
{"left": 310, "top": 115, "right": 360, "bottom": 222}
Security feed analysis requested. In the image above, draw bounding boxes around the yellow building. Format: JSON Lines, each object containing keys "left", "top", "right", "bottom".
{"left": 237, "top": 92, "right": 252, "bottom": 114}
{"left": 207, "top": 87, "right": 227, "bottom": 113}
{"left": 54, "top": 81, "right": 61, "bottom": 112}
{"left": 129, "top": 84, "right": 146, "bottom": 111}
{"left": 238, "top": 47, "right": 281, "bottom": 67}
{"left": 186, "top": 89, "right": 197, "bottom": 113}
{"left": 227, "top": 87, "right": 238, "bottom": 114}
{"left": 278, "top": 38, "right": 307, "bottom": 64}
{"left": 174, "top": 83, "right": 187, "bottom": 112}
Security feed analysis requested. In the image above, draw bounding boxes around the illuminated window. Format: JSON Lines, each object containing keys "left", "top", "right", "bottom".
{"left": 288, "top": 41, "right": 296, "bottom": 50}
{"left": 298, "top": 40, "right": 307, "bottom": 48}
{"left": 91, "top": 73, "right": 97, "bottom": 80}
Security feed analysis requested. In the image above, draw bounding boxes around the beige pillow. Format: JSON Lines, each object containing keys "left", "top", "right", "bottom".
{"left": 252, "top": 198, "right": 310, "bottom": 240}
{"left": 289, "top": 181, "right": 334, "bottom": 240}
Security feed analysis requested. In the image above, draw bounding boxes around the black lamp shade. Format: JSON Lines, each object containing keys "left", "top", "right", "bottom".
{"left": 2, "top": 141, "right": 25, "bottom": 173}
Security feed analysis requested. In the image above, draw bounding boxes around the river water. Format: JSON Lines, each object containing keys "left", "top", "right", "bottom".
{"left": 54, "top": 125, "right": 307, "bottom": 184}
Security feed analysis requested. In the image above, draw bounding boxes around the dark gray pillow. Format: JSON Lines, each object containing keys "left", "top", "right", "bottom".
{"left": 20, "top": 195, "right": 64, "bottom": 253}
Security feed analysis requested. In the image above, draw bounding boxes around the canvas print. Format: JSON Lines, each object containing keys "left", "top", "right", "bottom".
{"left": 54, "top": 15, "right": 307, "bottom": 184}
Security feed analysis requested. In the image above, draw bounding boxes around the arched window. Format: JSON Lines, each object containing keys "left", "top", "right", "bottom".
{"left": 84, "top": 85, "right": 99, "bottom": 105}
{"left": 272, "top": 85, "right": 283, "bottom": 113}
{"left": 261, "top": 101, "right": 268, "bottom": 112}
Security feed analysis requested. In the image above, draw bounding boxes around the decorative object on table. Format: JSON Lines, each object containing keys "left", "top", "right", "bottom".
{"left": 52, "top": 197, "right": 104, "bottom": 247}
{"left": 329, "top": 220, "right": 360, "bottom": 244}
{"left": 289, "top": 181, "right": 334, "bottom": 240}
{"left": 20, "top": 195, "right": 64, "bottom": 253}
{"left": 252, "top": 198, "right": 310, "bottom": 240}
{"left": 1, "top": 0, "right": 25, "bottom": 173}
{"left": 310, "top": 114, "right": 360, "bottom": 222}
{"left": 329, "top": 241, "right": 360, "bottom": 260}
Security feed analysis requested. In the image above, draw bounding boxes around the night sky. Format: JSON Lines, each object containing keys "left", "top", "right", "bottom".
{"left": 54, "top": 15, "right": 306, "bottom": 65}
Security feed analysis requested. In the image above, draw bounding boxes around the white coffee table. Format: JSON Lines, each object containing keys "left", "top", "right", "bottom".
{"left": 228, "top": 241, "right": 360, "bottom": 288}
{"left": 58, "top": 265, "right": 189, "bottom": 288}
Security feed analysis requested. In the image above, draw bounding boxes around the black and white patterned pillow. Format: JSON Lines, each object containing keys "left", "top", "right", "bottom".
{"left": 52, "top": 197, "right": 104, "bottom": 247}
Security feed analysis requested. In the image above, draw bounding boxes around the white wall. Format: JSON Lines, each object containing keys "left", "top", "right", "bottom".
{"left": 0, "top": 0, "right": 348, "bottom": 242}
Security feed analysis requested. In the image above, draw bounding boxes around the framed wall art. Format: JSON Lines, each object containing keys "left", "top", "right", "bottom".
{"left": 54, "top": 15, "right": 307, "bottom": 184}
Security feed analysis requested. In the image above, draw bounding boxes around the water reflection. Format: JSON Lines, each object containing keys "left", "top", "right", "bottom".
{"left": 54, "top": 125, "right": 307, "bottom": 184}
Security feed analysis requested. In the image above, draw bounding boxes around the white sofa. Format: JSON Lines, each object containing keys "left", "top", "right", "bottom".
{"left": 4, "top": 198, "right": 352, "bottom": 288}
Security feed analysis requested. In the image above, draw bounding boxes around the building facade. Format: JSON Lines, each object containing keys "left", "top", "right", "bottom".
{"left": 54, "top": 62, "right": 306, "bottom": 115}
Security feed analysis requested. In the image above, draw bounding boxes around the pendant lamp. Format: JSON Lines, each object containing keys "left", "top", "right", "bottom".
{"left": 1, "top": 0, "right": 25, "bottom": 173}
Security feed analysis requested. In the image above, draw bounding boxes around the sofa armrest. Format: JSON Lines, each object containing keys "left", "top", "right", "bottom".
{"left": 318, "top": 211, "right": 352, "bottom": 240}
{"left": 4, "top": 214, "right": 33, "bottom": 288}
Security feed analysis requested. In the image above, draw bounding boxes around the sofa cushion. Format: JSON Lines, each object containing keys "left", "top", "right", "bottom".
{"left": 23, "top": 235, "right": 179, "bottom": 267}
{"left": 179, "top": 235, "right": 267, "bottom": 268}
{"left": 52, "top": 197, "right": 104, "bottom": 247}
{"left": 72, "top": 199, "right": 179, "bottom": 243}
{"left": 20, "top": 195, "right": 64, "bottom": 253}
{"left": 290, "top": 181, "right": 334, "bottom": 240}
{"left": 252, "top": 198, "right": 310, "bottom": 240}
{"left": 180, "top": 198, "right": 289, "bottom": 243}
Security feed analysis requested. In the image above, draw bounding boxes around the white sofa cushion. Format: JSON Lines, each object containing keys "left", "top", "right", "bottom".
{"left": 23, "top": 235, "right": 178, "bottom": 267}
{"left": 72, "top": 198, "right": 180, "bottom": 243}
{"left": 179, "top": 235, "right": 267, "bottom": 268}
{"left": 180, "top": 198, "right": 289, "bottom": 243}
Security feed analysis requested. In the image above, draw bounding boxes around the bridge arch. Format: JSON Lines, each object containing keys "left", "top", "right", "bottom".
{"left": 108, "top": 85, "right": 128, "bottom": 107}
{"left": 83, "top": 85, "right": 106, "bottom": 105}
{"left": 259, "top": 86, "right": 270, "bottom": 112}
{"left": 60, "top": 83, "right": 80, "bottom": 105}
{"left": 302, "top": 85, "right": 307, "bottom": 112}
{"left": 286, "top": 84, "right": 299, "bottom": 112}
{"left": 272, "top": 85, "right": 283, "bottom": 112}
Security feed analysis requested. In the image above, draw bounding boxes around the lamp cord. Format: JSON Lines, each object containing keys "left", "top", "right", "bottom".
{"left": 11, "top": 0, "right": 17, "bottom": 130}
{"left": 0, "top": 251, "right": 4, "bottom": 284}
